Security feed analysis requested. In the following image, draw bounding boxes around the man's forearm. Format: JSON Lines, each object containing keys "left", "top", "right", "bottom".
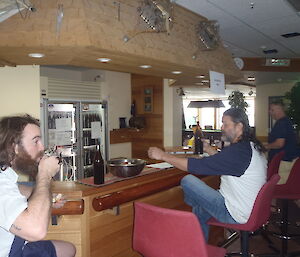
{"left": 161, "top": 153, "right": 188, "bottom": 171}
{"left": 11, "top": 178, "right": 53, "bottom": 241}
{"left": 266, "top": 138, "right": 285, "bottom": 150}
{"left": 28, "top": 177, "right": 52, "bottom": 230}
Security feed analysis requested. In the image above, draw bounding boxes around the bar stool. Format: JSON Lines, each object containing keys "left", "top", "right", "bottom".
{"left": 133, "top": 202, "right": 226, "bottom": 257}
{"left": 207, "top": 174, "right": 280, "bottom": 257}
{"left": 266, "top": 157, "right": 300, "bottom": 257}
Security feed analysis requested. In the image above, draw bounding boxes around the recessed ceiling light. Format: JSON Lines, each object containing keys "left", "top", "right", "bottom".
{"left": 195, "top": 82, "right": 204, "bottom": 86}
{"left": 247, "top": 76, "right": 255, "bottom": 81}
{"left": 171, "top": 71, "right": 182, "bottom": 74}
{"left": 195, "top": 75, "right": 205, "bottom": 79}
{"left": 201, "top": 80, "right": 210, "bottom": 83}
{"left": 139, "top": 65, "right": 152, "bottom": 69}
{"left": 96, "top": 58, "right": 111, "bottom": 63}
{"left": 263, "top": 49, "right": 278, "bottom": 54}
{"left": 28, "top": 53, "right": 45, "bottom": 58}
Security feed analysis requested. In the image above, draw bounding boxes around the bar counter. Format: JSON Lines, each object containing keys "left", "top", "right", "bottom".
{"left": 47, "top": 168, "right": 221, "bottom": 257}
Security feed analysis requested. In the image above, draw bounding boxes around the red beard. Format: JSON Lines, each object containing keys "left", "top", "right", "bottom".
{"left": 12, "top": 146, "right": 44, "bottom": 179}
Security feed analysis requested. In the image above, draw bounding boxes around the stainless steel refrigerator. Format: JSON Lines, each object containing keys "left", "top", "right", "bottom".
{"left": 41, "top": 98, "right": 109, "bottom": 181}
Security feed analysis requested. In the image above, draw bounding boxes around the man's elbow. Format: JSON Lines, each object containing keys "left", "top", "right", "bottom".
{"left": 25, "top": 227, "right": 48, "bottom": 242}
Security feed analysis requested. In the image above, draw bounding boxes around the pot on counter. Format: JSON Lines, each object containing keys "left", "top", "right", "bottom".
{"left": 107, "top": 158, "right": 146, "bottom": 178}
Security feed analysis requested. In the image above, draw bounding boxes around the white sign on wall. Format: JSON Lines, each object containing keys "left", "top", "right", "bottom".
{"left": 209, "top": 71, "right": 225, "bottom": 95}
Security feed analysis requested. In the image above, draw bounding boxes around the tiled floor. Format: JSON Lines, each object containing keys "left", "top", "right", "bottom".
{"left": 224, "top": 200, "right": 300, "bottom": 256}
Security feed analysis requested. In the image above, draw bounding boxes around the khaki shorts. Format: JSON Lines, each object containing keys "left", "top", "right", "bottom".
{"left": 278, "top": 158, "right": 298, "bottom": 184}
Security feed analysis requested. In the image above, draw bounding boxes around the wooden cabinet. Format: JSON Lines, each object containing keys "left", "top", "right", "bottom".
{"left": 46, "top": 170, "right": 222, "bottom": 257}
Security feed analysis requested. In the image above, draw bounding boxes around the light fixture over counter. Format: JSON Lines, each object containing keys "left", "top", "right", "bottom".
{"left": 187, "top": 100, "right": 225, "bottom": 108}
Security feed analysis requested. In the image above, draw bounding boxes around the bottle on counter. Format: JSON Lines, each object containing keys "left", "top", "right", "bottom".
{"left": 193, "top": 121, "right": 203, "bottom": 155}
{"left": 209, "top": 135, "right": 214, "bottom": 146}
{"left": 93, "top": 146, "right": 105, "bottom": 184}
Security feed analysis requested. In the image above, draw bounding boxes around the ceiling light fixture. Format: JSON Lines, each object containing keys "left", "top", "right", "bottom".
{"left": 97, "top": 58, "right": 111, "bottom": 63}
{"left": 172, "top": 71, "right": 182, "bottom": 74}
{"left": 201, "top": 79, "right": 210, "bottom": 83}
{"left": 195, "top": 75, "right": 205, "bottom": 79}
{"left": 137, "top": 0, "right": 173, "bottom": 34}
{"left": 195, "top": 82, "right": 204, "bottom": 86}
{"left": 197, "top": 20, "right": 220, "bottom": 50}
{"left": 28, "top": 53, "right": 45, "bottom": 58}
{"left": 247, "top": 76, "right": 255, "bottom": 81}
{"left": 139, "top": 65, "right": 152, "bottom": 69}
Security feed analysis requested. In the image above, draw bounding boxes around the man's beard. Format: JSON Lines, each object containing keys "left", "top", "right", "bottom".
{"left": 221, "top": 131, "right": 235, "bottom": 143}
{"left": 12, "top": 146, "right": 44, "bottom": 179}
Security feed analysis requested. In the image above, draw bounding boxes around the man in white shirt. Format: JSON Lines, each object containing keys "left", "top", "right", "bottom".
{"left": 0, "top": 115, "right": 76, "bottom": 257}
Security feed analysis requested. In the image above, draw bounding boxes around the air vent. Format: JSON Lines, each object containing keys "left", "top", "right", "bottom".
{"left": 281, "top": 32, "right": 300, "bottom": 38}
{"left": 263, "top": 49, "right": 278, "bottom": 54}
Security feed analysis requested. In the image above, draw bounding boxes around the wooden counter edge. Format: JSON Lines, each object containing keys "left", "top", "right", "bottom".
{"left": 92, "top": 172, "right": 187, "bottom": 211}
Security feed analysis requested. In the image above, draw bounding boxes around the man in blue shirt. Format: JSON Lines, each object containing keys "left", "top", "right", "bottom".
{"left": 148, "top": 108, "right": 267, "bottom": 241}
{"left": 265, "top": 100, "right": 299, "bottom": 184}
{"left": 265, "top": 100, "right": 298, "bottom": 162}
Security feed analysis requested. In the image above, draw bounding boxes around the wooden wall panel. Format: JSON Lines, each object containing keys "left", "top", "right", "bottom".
{"left": 131, "top": 74, "right": 164, "bottom": 159}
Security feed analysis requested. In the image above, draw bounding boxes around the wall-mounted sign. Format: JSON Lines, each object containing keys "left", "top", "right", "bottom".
{"left": 209, "top": 71, "right": 225, "bottom": 95}
{"left": 265, "top": 58, "right": 290, "bottom": 67}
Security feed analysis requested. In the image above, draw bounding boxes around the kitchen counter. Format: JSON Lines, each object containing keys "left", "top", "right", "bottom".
{"left": 47, "top": 168, "right": 222, "bottom": 257}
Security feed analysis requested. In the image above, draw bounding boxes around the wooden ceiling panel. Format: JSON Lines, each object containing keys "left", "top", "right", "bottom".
{"left": 0, "top": 0, "right": 242, "bottom": 87}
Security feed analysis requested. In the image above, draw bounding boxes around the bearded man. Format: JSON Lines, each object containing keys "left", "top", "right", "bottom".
{"left": 0, "top": 115, "right": 76, "bottom": 257}
{"left": 148, "top": 108, "right": 267, "bottom": 241}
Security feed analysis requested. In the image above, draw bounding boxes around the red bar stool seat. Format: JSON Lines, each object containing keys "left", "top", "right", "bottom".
{"left": 133, "top": 202, "right": 226, "bottom": 257}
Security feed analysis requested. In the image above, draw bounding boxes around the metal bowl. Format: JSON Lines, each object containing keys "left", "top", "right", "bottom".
{"left": 107, "top": 158, "right": 146, "bottom": 178}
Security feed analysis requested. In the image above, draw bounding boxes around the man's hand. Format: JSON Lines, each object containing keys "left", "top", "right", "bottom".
{"left": 203, "top": 141, "right": 218, "bottom": 156}
{"left": 147, "top": 147, "right": 188, "bottom": 171}
{"left": 52, "top": 193, "right": 66, "bottom": 209}
{"left": 148, "top": 147, "right": 166, "bottom": 160}
{"left": 37, "top": 156, "right": 60, "bottom": 180}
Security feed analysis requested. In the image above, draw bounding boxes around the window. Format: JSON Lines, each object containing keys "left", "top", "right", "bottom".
{"left": 183, "top": 98, "right": 255, "bottom": 130}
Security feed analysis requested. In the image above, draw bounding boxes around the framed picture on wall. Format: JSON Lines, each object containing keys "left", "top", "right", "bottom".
{"left": 144, "top": 87, "right": 153, "bottom": 113}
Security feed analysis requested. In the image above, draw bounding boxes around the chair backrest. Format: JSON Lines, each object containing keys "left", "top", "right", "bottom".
{"left": 275, "top": 157, "right": 300, "bottom": 195}
{"left": 243, "top": 174, "right": 280, "bottom": 231}
{"left": 267, "top": 151, "right": 285, "bottom": 180}
{"left": 133, "top": 202, "right": 209, "bottom": 257}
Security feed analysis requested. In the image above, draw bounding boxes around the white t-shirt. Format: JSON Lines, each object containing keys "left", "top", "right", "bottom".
{"left": 0, "top": 168, "right": 28, "bottom": 257}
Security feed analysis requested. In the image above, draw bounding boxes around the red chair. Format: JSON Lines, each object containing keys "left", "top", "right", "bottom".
{"left": 207, "top": 174, "right": 280, "bottom": 257}
{"left": 267, "top": 151, "right": 285, "bottom": 180}
{"left": 133, "top": 202, "right": 226, "bottom": 257}
{"left": 268, "top": 157, "right": 300, "bottom": 257}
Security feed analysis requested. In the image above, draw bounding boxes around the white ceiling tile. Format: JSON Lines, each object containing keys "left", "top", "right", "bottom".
{"left": 175, "top": 0, "right": 300, "bottom": 94}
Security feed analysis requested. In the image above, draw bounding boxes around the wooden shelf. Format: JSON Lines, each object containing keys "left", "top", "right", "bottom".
{"left": 109, "top": 128, "right": 143, "bottom": 144}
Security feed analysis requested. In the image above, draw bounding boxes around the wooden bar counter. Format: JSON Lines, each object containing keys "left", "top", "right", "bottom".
{"left": 46, "top": 168, "right": 221, "bottom": 257}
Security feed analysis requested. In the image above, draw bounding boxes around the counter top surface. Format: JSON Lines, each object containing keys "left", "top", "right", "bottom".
{"left": 51, "top": 167, "right": 191, "bottom": 198}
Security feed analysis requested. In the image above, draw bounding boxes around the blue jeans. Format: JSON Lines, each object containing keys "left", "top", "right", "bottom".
{"left": 181, "top": 174, "right": 238, "bottom": 241}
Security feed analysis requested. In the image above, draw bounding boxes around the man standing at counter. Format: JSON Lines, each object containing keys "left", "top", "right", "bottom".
{"left": 264, "top": 100, "right": 299, "bottom": 183}
{"left": 0, "top": 115, "right": 76, "bottom": 257}
{"left": 148, "top": 108, "right": 267, "bottom": 241}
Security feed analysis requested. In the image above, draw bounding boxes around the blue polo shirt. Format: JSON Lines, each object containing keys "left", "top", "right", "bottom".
{"left": 268, "top": 117, "right": 298, "bottom": 161}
